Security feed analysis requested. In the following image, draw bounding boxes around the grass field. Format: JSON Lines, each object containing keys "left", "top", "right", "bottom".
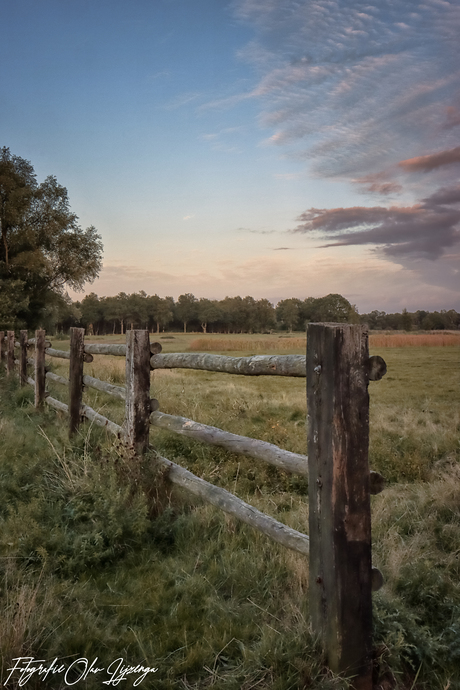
{"left": 0, "top": 331, "right": 459, "bottom": 689}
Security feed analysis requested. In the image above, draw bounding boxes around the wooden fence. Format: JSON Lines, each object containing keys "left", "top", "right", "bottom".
{"left": 0, "top": 324, "right": 387, "bottom": 690}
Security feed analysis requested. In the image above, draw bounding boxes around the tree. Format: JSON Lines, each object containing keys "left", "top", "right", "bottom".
{"left": 0, "top": 147, "right": 103, "bottom": 329}
{"left": 147, "top": 295, "right": 174, "bottom": 333}
{"left": 197, "top": 298, "right": 222, "bottom": 333}
{"left": 276, "top": 298, "right": 301, "bottom": 332}
{"left": 310, "top": 294, "right": 359, "bottom": 323}
{"left": 175, "top": 293, "right": 197, "bottom": 333}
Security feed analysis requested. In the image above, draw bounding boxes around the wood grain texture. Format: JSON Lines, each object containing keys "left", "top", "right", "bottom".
{"left": 151, "top": 410, "right": 308, "bottom": 475}
{"left": 34, "top": 330, "right": 47, "bottom": 408}
{"left": 7, "top": 331, "right": 15, "bottom": 375}
{"left": 19, "top": 330, "right": 28, "bottom": 386}
{"left": 125, "top": 330, "right": 151, "bottom": 454}
{"left": 150, "top": 352, "right": 306, "bottom": 377}
{"left": 69, "top": 328, "right": 85, "bottom": 436}
{"left": 155, "top": 453, "right": 310, "bottom": 555}
{"left": 307, "top": 323, "right": 372, "bottom": 689}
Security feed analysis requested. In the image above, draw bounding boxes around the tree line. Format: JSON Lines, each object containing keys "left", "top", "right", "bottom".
{"left": 51, "top": 292, "right": 458, "bottom": 335}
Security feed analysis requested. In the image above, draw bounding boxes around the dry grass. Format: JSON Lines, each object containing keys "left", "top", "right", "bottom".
{"left": 369, "top": 332, "right": 460, "bottom": 348}
{"left": 190, "top": 332, "right": 460, "bottom": 353}
{"left": 189, "top": 337, "right": 307, "bottom": 352}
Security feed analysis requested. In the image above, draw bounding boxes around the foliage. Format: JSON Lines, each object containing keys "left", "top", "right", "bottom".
{"left": 0, "top": 147, "right": 103, "bottom": 330}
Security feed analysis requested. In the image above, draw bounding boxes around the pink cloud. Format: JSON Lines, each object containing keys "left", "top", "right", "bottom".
{"left": 398, "top": 146, "right": 460, "bottom": 172}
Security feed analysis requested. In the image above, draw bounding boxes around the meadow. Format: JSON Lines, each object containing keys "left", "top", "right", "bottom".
{"left": 0, "top": 331, "right": 459, "bottom": 689}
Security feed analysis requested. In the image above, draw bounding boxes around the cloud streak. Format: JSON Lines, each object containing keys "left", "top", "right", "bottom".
{"left": 293, "top": 185, "right": 460, "bottom": 259}
{"left": 398, "top": 146, "right": 460, "bottom": 173}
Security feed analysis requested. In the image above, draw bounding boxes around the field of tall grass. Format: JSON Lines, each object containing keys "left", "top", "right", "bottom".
{"left": 0, "top": 331, "right": 459, "bottom": 689}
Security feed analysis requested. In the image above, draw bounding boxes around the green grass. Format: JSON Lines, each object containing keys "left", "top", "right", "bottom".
{"left": 0, "top": 334, "right": 459, "bottom": 688}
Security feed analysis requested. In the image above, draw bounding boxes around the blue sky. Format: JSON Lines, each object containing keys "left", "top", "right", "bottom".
{"left": 2, "top": 0, "right": 459, "bottom": 312}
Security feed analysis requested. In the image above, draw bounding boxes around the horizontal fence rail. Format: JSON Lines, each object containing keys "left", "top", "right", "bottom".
{"left": 150, "top": 352, "right": 307, "bottom": 376}
{"left": 150, "top": 410, "right": 309, "bottom": 475}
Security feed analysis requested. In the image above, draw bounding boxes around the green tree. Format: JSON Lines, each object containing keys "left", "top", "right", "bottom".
{"left": 310, "top": 294, "right": 358, "bottom": 323}
{"left": 254, "top": 298, "right": 275, "bottom": 332}
{"left": 276, "top": 298, "right": 301, "bottom": 332}
{"left": 0, "top": 147, "right": 102, "bottom": 329}
{"left": 197, "top": 298, "right": 222, "bottom": 333}
{"left": 401, "top": 307, "right": 413, "bottom": 332}
{"left": 80, "top": 293, "right": 104, "bottom": 335}
{"left": 175, "top": 293, "right": 197, "bottom": 333}
{"left": 147, "top": 295, "right": 174, "bottom": 333}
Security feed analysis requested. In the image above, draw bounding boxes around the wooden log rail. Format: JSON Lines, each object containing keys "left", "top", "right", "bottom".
{"left": 150, "top": 352, "right": 306, "bottom": 377}
{"left": 151, "top": 410, "right": 308, "bottom": 475}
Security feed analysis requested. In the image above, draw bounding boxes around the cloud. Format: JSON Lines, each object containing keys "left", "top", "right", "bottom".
{"left": 293, "top": 185, "right": 460, "bottom": 259}
{"left": 232, "top": 0, "right": 460, "bottom": 183}
{"left": 353, "top": 172, "right": 403, "bottom": 196}
{"left": 183, "top": 215, "right": 195, "bottom": 220}
{"left": 237, "top": 227, "right": 277, "bottom": 234}
{"left": 273, "top": 246, "right": 292, "bottom": 250}
{"left": 398, "top": 146, "right": 460, "bottom": 173}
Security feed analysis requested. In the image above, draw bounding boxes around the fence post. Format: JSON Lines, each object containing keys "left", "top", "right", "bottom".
{"left": 35, "top": 330, "right": 47, "bottom": 408}
{"left": 0, "top": 331, "right": 4, "bottom": 367}
{"left": 7, "top": 331, "right": 15, "bottom": 375}
{"left": 125, "top": 329, "right": 151, "bottom": 455}
{"left": 19, "top": 330, "right": 28, "bottom": 386}
{"left": 69, "top": 327, "right": 85, "bottom": 436}
{"left": 307, "top": 323, "right": 372, "bottom": 690}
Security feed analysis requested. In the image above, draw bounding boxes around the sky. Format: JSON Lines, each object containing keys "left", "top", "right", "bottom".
{"left": 1, "top": 0, "right": 459, "bottom": 313}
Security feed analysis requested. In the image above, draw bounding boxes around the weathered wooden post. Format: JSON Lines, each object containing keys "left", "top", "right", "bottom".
{"left": 69, "top": 327, "right": 85, "bottom": 436}
{"left": 34, "top": 330, "right": 47, "bottom": 408}
{"left": 19, "top": 330, "right": 28, "bottom": 386}
{"left": 0, "top": 331, "right": 4, "bottom": 366}
{"left": 125, "top": 329, "right": 151, "bottom": 455}
{"left": 307, "top": 323, "right": 373, "bottom": 689}
{"left": 7, "top": 331, "right": 15, "bottom": 375}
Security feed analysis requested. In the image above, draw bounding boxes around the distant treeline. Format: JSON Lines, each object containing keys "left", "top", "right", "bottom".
{"left": 46, "top": 291, "right": 460, "bottom": 335}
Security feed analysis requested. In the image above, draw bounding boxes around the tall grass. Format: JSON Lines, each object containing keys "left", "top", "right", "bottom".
{"left": 189, "top": 337, "right": 307, "bottom": 352}
{"left": 369, "top": 333, "right": 460, "bottom": 348}
{"left": 189, "top": 332, "right": 460, "bottom": 352}
{"left": 1, "top": 335, "right": 459, "bottom": 688}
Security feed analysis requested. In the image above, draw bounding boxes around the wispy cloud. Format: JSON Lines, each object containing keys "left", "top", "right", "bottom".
{"left": 232, "top": 0, "right": 460, "bottom": 184}
{"left": 293, "top": 185, "right": 460, "bottom": 259}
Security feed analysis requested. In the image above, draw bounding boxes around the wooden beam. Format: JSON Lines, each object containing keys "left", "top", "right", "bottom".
{"left": 34, "top": 330, "right": 46, "bottom": 408}
{"left": 150, "top": 352, "right": 306, "bottom": 377}
{"left": 46, "top": 347, "right": 70, "bottom": 360}
{"left": 307, "top": 323, "right": 373, "bottom": 689}
{"left": 83, "top": 374, "right": 126, "bottom": 400}
{"left": 151, "top": 410, "right": 308, "bottom": 475}
{"left": 19, "top": 330, "right": 28, "bottom": 386}
{"left": 84, "top": 343, "right": 127, "bottom": 357}
{"left": 81, "top": 403, "right": 124, "bottom": 437}
{"left": 69, "top": 327, "right": 85, "bottom": 436}
{"left": 7, "top": 331, "right": 15, "bottom": 375}
{"left": 155, "top": 453, "right": 310, "bottom": 556}
{"left": 125, "top": 329, "right": 151, "bottom": 454}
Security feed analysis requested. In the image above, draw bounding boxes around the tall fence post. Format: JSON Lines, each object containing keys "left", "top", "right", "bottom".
{"left": 307, "top": 323, "right": 372, "bottom": 690}
{"left": 19, "top": 330, "right": 28, "bottom": 386}
{"left": 125, "top": 329, "right": 151, "bottom": 455}
{"left": 69, "top": 327, "right": 85, "bottom": 436}
{"left": 35, "top": 330, "right": 47, "bottom": 408}
{"left": 0, "top": 331, "right": 4, "bottom": 367}
{"left": 7, "top": 331, "right": 15, "bottom": 375}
